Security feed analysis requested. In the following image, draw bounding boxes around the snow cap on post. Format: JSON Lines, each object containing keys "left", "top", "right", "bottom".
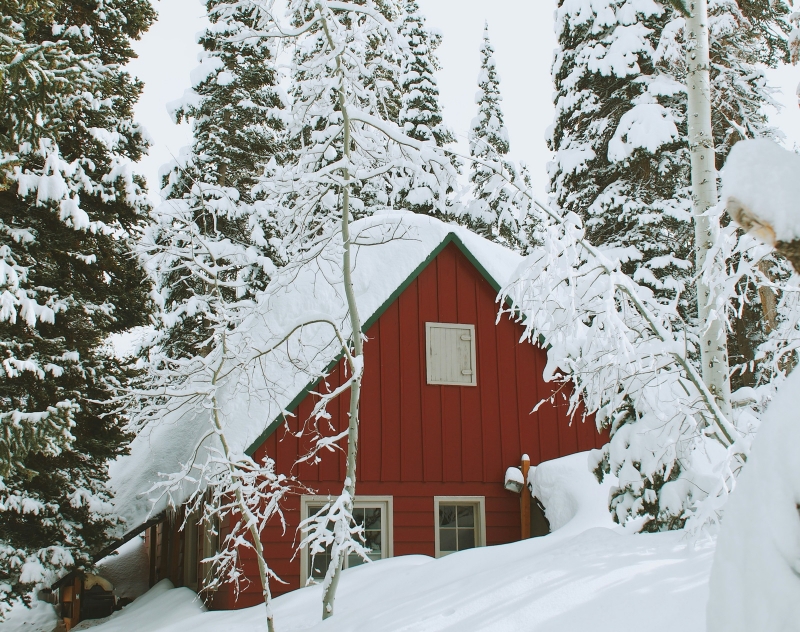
{"left": 722, "top": 139, "right": 800, "bottom": 268}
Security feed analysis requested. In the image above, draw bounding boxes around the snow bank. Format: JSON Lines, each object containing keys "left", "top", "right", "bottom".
{"left": 529, "top": 451, "right": 618, "bottom": 534}
{"left": 111, "top": 212, "right": 523, "bottom": 529}
{"left": 87, "top": 452, "right": 716, "bottom": 632}
{"left": 78, "top": 527, "right": 713, "bottom": 632}
{"left": 72, "top": 580, "right": 204, "bottom": 632}
{"left": 721, "top": 139, "right": 800, "bottom": 244}
{"left": 95, "top": 535, "right": 150, "bottom": 602}
{"left": 706, "top": 368, "right": 800, "bottom": 631}
{"left": 4, "top": 597, "right": 57, "bottom": 632}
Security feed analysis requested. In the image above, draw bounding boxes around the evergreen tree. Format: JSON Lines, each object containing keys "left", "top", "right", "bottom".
{"left": 395, "top": 0, "right": 457, "bottom": 216}
{"left": 0, "top": 0, "right": 154, "bottom": 613}
{"left": 548, "top": 0, "right": 788, "bottom": 531}
{"left": 151, "top": 0, "right": 287, "bottom": 360}
{"left": 467, "top": 23, "right": 525, "bottom": 247}
{"left": 548, "top": 1, "right": 693, "bottom": 306}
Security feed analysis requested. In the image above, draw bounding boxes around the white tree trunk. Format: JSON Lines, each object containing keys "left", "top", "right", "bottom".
{"left": 320, "top": 7, "right": 364, "bottom": 620}
{"left": 685, "top": 0, "right": 732, "bottom": 420}
{"left": 211, "top": 345, "right": 276, "bottom": 632}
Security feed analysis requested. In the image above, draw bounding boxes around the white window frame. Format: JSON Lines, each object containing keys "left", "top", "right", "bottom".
{"left": 299, "top": 495, "right": 394, "bottom": 587}
{"left": 433, "top": 496, "right": 486, "bottom": 558}
{"left": 425, "top": 322, "right": 477, "bottom": 386}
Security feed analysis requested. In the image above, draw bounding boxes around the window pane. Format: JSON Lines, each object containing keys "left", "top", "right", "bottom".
{"left": 307, "top": 502, "right": 386, "bottom": 580}
{"left": 439, "top": 505, "right": 456, "bottom": 528}
{"left": 308, "top": 505, "right": 326, "bottom": 520}
{"left": 364, "top": 530, "right": 382, "bottom": 556}
{"left": 457, "top": 505, "right": 474, "bottom": 528}
{"left": 458, "top": 528, "right": 475, "bottom": 551}
{"left": 347, "top": 552, "right": 365, "bottom": 568}
{"left": 440, "top": 528, "right": 457, "bottom": 552}
{"left": 363, "top": 507, "right": 381, "bottom": 531}
{"left": 310, "top": 551, "right": 331, "bottom": 580}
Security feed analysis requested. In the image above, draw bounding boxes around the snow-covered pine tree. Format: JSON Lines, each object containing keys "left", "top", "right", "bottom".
{"left": 549, "top": 1, "right": 692, "bottom": 306}
{"left": 466, "top": 23, "right": 526, "bottom": 247}
{"left": 395, "top": 0, "right": 458, "bottom": 216}
{"left": 0, "top": 0, "right": 154, "bottom": 613}
{"left": 548, "top": 0, "right": 788, "bottom": 531}
{"left": 135, "top": 6, "right": 293, "bottom": 627}
{"left": 705, "top": 0, "right": 789, "bottom": 390}
{"left": 0, "top": 1, "right": 93, "bottom": 190}
{"left": 151, "top": 0, "right": 287, "bottom": 361}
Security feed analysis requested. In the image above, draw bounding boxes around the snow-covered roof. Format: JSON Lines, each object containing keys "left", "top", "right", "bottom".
{"left": 110, "top": 212, "right": 524, "bottom": 529}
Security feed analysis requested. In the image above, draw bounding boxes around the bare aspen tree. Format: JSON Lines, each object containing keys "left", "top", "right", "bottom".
{"left": 685, "top": 0, "right": 732, "bottom": 418}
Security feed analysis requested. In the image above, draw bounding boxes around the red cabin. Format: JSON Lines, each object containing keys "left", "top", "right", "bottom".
{"left": 112, "top": 213, "right": 606, "bottom": 611}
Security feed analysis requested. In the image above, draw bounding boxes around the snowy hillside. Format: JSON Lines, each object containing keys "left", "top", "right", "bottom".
{"left": 16, "top": 453, "right": 715, "bottom": 632}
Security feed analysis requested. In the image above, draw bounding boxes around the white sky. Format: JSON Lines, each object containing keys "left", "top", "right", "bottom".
{"left": 127, "top": 0, "right": 800, "bottom": 203}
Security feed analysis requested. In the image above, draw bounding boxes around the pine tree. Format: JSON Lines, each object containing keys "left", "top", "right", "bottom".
{"left": 395, "top": 0, "right": 457, "bottom": 216}
{"left": 549, "top": 0, "right": 788, "bottom": 531}
{"left": 151, "top": 0, "right": 287, "bottom": 360}
{"left": 548, "top": 1, "right": 692, "bottom": 306}
{"left": 467, "top": 23, "right": 525, "bottom": 247}
{"left": 0, "top": 0, "right": 154, "bottom": 613}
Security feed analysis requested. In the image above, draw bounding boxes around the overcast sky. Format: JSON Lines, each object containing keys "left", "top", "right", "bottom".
{"left": 127, "top": 0, "right": 800, "bottom": 204}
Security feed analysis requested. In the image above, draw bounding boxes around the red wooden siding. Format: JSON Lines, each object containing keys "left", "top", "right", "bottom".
{"left": 223, "top": 242, "right": 606, "bottom": 607}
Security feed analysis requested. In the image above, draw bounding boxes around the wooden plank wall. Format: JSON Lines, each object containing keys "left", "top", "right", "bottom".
{"left": 229, "top": 243, "right": 607, "bottom": 607}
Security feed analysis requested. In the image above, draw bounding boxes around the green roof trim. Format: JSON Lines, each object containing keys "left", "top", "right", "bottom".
{"left": 244, "top": 231, "right": 508, "bottom": 456}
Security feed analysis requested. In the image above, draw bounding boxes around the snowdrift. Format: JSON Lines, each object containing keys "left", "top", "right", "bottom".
{"left": 44, "top": 452, "right": 716, "bottom": 632}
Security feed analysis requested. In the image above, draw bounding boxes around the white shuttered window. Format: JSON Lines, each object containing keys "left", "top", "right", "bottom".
{"left": 425, "top": 323, "right": 477, "bottom": 386}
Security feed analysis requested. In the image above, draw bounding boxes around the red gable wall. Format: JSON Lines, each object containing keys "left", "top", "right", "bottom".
{"left": 223, "top": 241, "right": 606, "bottom": 608}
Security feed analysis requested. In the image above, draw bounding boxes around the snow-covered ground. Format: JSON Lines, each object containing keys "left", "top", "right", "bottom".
{"left": 7, "top": 453, "right": 716, "bottom": 632}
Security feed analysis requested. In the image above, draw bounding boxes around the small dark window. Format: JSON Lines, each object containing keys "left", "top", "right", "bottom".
{"left": 307, "top": 503, "right": 386, "bottom": 583}
{"left": 438, "top": 504, "right": 477, "bottom": 555}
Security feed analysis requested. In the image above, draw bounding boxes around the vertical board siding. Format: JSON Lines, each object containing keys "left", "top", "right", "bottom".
{"left": 229, "top": 243, "right": 608, "bottom": 607}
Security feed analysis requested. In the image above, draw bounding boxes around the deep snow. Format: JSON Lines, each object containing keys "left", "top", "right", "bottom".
{"left": 38, "top": 453, "right": 715, "bottom": 632}
{"left": 705, "top": 136, "right": 800, "bottom": 632}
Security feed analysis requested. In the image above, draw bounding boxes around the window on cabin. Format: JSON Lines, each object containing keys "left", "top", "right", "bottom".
{"left": 434, "top": 497, "right": 486, "bottom": 557}
{"left": 302, "top": 499, "right": 390, "bottom": 585}
{"left": 425, "top": 323, "right": 477, "bottom": 386}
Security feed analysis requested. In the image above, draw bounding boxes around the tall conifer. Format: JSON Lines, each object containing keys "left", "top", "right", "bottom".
{"left": 549, "top": 0, "right": 788, "bottom": 531}
{"left": 396, "top": 0, "right": 457, "bottom": 216}
{"left": 0, "top": 0, "right": 154, "bottom": 611}
{"left": 467, "top": 24, "right": 523, "bottom": 246}
{"left": 150, "top": 0, "right": 287, "bottom": 360}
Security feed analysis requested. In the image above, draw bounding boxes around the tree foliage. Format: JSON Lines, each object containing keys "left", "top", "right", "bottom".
{"left": 0, "top": 0, "right": 154, "bottom": 613}
{"left": 547, "top": 0, "right": 790, "bottom": 531}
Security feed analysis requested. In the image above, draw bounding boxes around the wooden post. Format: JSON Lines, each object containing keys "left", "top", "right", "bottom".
{"left": 62, "top": 576, "right": 82, "bottom": 630}
{"left": 521, "top": 454, "right": 530, "bottom": 540}
{"left": 148, "top": 525, "right": 157, "bottom": 587}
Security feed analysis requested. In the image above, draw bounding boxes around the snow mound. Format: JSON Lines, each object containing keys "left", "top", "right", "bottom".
{"left": 85, "top": 453, "right": 711, "bottom": 632}
{"left": 78, "top": 528, "right": 713, "bottom": 632}
{"left": 721, "top": 139, "right": 800, "bottom": 244}
{"left": 4, "top": 597, "right": 57, "bottom": 632}
{"left": 72, "top": 580, "right": 204, "bottom": 632}
{"left": 529, "top": 451, "right": 618, "bottom": 534}
{"left": 706, "top": 368, "right": 800, "bottom": 631}
{"left": 95, "top": 535, "right": 150, "bottom": 602}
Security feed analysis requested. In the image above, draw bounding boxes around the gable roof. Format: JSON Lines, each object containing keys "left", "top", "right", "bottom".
{"left": 110, "top": 212, "right": 524, "bottom": 528}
